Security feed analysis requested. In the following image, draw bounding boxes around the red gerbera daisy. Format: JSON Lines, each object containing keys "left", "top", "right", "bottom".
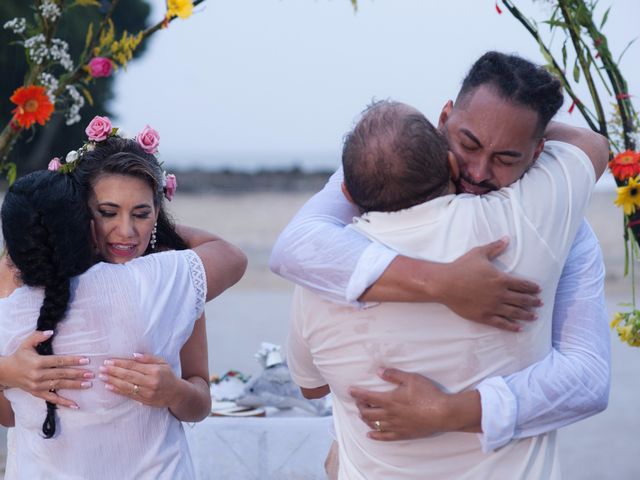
{"left": 609, "top": 150, "right": 640, "bottom": 182}
{"left": 10, "top": 85, "right": 55, "bottom": 129}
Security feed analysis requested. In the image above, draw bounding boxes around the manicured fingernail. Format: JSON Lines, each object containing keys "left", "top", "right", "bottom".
{"left": 133, "top": 353, "right": 143, "bottom": 359}
{"left": 43, "top": 330, "right": 54, "bottom": 337}
{"left": 103, "top": 359, "right": 114, "bottom": 366}
{"left": 104, "top": 384, "right": 114, "bottom": 391}
{"left": 99, "top": 366, "right": 107, "bottom": 373}
{"left": 78, "top": 358, "right": 90, "bottom": 365}
{"left": 69, "top": 405, "right": 79, "bottom": 410}
{"left": 83, "top": 372, "right": 95, "bottom": 379}
{"left": 98, "top": 374, "right": 108, "bottom": 381}
{"left": 81, "top": 381, "right": 92, "bottom": 388}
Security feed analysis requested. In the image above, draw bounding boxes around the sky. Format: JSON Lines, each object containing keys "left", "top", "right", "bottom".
{"left": 112, "top": 0, "right": 640, "bottom": 172}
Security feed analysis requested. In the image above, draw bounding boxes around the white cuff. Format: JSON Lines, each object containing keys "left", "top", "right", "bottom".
{"left": 345, "top": 242, "right": 397, "bottom": 305}
{"left": 476, "top": 376, "right": 518, "bottom": 452}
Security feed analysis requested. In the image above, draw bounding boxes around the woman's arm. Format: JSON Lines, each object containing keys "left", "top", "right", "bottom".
{"left": 100, "top": 314, "right": 211, "bottom": 422}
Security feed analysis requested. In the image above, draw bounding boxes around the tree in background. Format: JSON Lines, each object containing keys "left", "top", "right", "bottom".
{"left": 497, "top": 0, "right": 640, "bottom": 346}
{"left": 0, "top": 0, "right": 203, "bottom": 180}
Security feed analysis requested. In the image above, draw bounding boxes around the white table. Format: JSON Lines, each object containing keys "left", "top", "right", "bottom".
{"left": 185, "top": 413, "right": 334, "bottom": 479}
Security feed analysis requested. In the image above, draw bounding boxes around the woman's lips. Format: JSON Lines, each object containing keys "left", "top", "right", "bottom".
{"left": 107, "top": 243, "right": 138, "bottom": 258}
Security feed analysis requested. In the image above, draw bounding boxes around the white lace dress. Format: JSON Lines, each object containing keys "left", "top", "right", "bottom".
{"left": 0, "top": 250, "right": 206, "bottom": 480}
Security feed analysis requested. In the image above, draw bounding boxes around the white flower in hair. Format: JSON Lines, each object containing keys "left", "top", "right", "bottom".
{"left": 66, "top": 150, "right": 79, "bottom": 163}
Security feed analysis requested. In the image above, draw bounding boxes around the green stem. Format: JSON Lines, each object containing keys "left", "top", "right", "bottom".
{"left": 501, "top": 0, "right": 600, "bottom": 132}
{"left": 558, "top": 1, "right": 608, "bottom": 136}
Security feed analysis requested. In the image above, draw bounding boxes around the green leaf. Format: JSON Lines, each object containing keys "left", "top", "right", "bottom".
{"left": 561, "top": 41, "right": 568, "bottom": 69}
{"left": 5, "top": 162, "right": 17, "bottom": 186}
{"left": 600, "top": 6, "right": 611, "bottom": 29}
{"left": 617, "top": 37, "right": 638, "bottom": 64}
{"left": 84, "top": 23, "right": 94, "bottom": 53}
{"left": 573, "top": 61, "right": 581, "bottom": 83}
{"left": 543, "top": 19, "right": 568, "bottom": 29}
{"left": 79, "top": 86, "right": 94, "bottom": 106}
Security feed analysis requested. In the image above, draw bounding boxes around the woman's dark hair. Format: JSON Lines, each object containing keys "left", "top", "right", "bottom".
{"left": 71, "top": 136, "right": 187, "bottom": 253}
{"left": 1, "top": 171, "right": 94, "bottom": 438}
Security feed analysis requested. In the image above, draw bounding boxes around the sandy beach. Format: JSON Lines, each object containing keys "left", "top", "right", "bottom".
{"left": 1, "top": 187, "right": 638, "bottom": 478}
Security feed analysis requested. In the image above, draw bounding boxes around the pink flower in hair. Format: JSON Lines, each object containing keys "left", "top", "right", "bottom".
{"left": 85, "top": 116, "right": 112, "bottom": 142}
{"left": 164, "top": 173, "right": 177, "bottom": 201}
{"left": 47, "top": 157, "right": 62, "bottom": 171}
{"left": 88, "top": 57, "right": 113, "bottom": 78}
{"left": 137, "top": 125, "right": 160, "bottom": 154}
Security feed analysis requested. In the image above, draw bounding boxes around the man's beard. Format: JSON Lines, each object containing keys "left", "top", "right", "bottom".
{"left": 456, "top": 175, "right": 498, "bottom": 195}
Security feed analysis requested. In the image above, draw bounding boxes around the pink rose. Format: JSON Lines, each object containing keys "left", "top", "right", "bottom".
{"left": 88, "top": 57, "right": 113, "bottom": 78}
{"left": 47, "top": 157, "right": 62, "bottom": 171}
{"left": 164, "top": 173, "right": 177, "bottom": 201}
{"left": 85, "top": 116, "right": 112, "bottom": 142}
{"left": 137, "top": 125, "right": 160, "bottom": 154}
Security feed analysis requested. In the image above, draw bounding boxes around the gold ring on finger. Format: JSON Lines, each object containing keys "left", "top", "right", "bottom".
{"left": 132, "top": 384, "right": 140, "bottom": 396}
{"left": 374, "top": 420, "right": 382, "bottom": 432}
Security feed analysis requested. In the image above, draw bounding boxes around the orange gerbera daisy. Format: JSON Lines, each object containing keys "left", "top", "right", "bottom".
{"left": 10, "top": 85, "right": 54, "bottom": 129}
{"left": 609, "top": 150, "right": 640, "bottom": 181}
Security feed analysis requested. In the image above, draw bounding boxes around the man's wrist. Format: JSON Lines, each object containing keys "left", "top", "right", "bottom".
{"left": 445, "top": 390, "right": 482, "bottom": 433}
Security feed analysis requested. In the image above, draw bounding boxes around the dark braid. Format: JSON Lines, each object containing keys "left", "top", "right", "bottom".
{"left": 458, "top": 51, "right": 564, "bottom": 135}
{"left": 2, "top": 171, "right": 93, "bottom": 438}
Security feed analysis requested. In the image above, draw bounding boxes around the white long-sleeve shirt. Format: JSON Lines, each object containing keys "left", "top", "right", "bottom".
{"left": 270, "top": 167, "right": 610, "bottom": 451}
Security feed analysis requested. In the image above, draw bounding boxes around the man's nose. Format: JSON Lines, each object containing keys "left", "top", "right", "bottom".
{"left": 466, "top": 157, "right": 491, "bottom": 183}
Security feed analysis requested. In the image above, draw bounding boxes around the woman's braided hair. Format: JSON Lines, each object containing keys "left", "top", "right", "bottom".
{"left": 1, "top": 171, "right": 93, "bottom": 438}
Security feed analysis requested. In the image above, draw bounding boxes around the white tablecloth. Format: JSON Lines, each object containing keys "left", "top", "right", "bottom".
{"left": 185, "top": 413, "right": 334, "bottom": 479}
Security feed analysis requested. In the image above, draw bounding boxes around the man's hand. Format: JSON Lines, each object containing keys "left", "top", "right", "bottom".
{"left": 432, "top": 238, "right": 541, "bottom": 331}
{"left": 0, "top": 330, "right": 94, "bottom": 409}
{"left": 350, "top": 368, "right": 481, "bottom": 441}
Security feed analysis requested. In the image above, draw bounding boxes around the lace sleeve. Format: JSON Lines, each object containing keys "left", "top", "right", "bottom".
{"left": 184, "top": 249, "right": 207, "bottom": 318}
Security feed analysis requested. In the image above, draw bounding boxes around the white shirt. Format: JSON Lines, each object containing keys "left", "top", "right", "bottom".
{"left": 287, "top": 141, "right": 595, "bottom": 479}
{"left": 271, "top": 145, "right": 610, "bottom": 451}
{"left": 0, "top": 250, "right": 206, "bottom": 480}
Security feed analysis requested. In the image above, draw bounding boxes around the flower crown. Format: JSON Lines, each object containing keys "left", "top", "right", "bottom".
{"left": 48, "top": 115, "right": 177, "bottom": 201}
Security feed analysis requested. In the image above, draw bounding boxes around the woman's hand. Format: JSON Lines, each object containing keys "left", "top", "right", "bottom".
{"left": 98, "top": 353, "right": 181, "bottom": 408}
{"left": 0, "top": 330, "right": 94, "bottom": 409}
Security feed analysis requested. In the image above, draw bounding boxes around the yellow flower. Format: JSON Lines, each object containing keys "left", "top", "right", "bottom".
{"left": 614, "top": 176, "right": 640, "bottom": 216}
{"left": 610, "top": 312, "right": 624, "bottom": 329}
{"left": 167, "top": 0, "right": 193, "bottom": 19}
{"left": 617, "top": 324, "right": 634, "bottom": 343}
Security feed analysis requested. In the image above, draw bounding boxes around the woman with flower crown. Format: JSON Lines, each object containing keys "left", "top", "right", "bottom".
{"left": 0, "top": 117, "right": 246, "bottom": 477}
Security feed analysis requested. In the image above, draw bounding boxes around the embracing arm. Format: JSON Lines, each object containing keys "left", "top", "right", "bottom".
{"left": 353, "top": 222, "right": 610, "bottom": 445}
{"left": 270, "top": 168, "right": 540, "bottom": 327}
{"left": 476, "top": 221, "right": 610, "bottom": 450}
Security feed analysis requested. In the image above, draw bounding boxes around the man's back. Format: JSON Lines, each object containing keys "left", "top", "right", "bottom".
{"left": 288, "top": 141, "right": 595, "bottom": 479}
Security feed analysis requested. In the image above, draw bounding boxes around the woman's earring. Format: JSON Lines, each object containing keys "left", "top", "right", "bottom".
{"left": 150, "top": 223, "right": 157, "bottom": 250}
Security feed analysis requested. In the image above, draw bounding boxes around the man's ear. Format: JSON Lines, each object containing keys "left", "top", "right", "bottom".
{"left": 533, "top": 137, "right": 545, "bottom": 161}
{"left": 447, "top": 151, "right": 459, "bottom": 181}
{"left": 438, "top": 100, "right": 454, "bottom": 129}
{"left": 341, "top": 182, "right": 355, "bottom": 204}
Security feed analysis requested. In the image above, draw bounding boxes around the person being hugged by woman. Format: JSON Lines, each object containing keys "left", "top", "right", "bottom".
{"left": 0, "top": 121, "right": 246, "bottom": 478}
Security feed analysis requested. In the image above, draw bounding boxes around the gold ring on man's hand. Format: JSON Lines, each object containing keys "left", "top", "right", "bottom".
{"left": 374, "top": 420, "right": 382, "bottom": 432}
{"left": 132, "top": 384, "right": 140, "bottom": 396}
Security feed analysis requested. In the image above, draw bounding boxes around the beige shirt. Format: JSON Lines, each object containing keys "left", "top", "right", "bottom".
{"left": 288, "top": 141, "right": 595, "bottom": 479}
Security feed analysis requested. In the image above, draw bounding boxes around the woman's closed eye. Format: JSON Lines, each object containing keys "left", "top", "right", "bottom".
{"left": 97, "top": 209, "right": 116, "bottom": 218}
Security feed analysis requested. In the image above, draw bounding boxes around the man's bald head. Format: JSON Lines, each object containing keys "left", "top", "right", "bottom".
{"left": 342, "top": 100, "right": 451, "bottom": 213}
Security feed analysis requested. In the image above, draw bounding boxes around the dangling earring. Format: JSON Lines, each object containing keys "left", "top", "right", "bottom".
{"left": 150, "top": 223, "right": 157, "bottom": 250}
